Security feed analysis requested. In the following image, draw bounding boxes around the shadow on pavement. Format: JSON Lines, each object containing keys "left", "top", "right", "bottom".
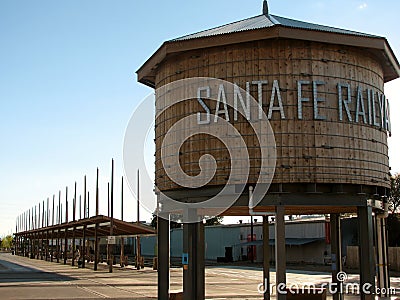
{"left": 0, "top": 259, "right": 76, "bottom": 284}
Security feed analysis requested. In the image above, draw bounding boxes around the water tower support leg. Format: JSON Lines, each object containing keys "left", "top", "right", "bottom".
{"left": 357, "top": 205, "right": 375, "bottom": 300}
{"left": 330, "top": 213, "right": 343, "bottom": 300}
{"left": 275, "top": 205, "right": 286, "bottom": 300}
{"left": 158, "top": 217, "right": 169, "bottom": 300}
{"left": 183, "top": 220, "right": 205, "bottom": 300}
{"left": 376, "top": 215, "right": 390, "bottom": 296}
{"left": 263, "top": 216, "right": 270, "bottom": 300}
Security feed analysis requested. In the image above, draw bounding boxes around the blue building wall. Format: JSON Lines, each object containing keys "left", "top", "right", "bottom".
{"left": 137, "top": 225, "right": 242, "bottom": 260}
{"left": 132, "top": 220, "right": 331, "bottom": 263}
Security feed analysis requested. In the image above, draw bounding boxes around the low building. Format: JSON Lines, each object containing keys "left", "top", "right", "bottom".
{"left": 140, "top": 217, "right": 332, "bottom": 265}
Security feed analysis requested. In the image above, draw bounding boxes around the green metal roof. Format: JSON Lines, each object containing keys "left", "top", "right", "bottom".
{"left": 171, "top": 13, "right": 379, "bottom": 42}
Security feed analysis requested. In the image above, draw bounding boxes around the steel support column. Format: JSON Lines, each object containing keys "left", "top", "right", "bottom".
{"left": 64, "top": 187, "right": 68, "bottom": 265}
{"left": 71, "top": 228, "right": 75, "bottom": 266}
{"left": 56, "top": 230, "right": 60, "bottom": 263}
{"left": 275, "top": 205, "right": 286, "bottom": 300}
{"left": 120, "top": 238, "right": 125, "bottom": 267}
{"left": 64, "top": 229, "right": 68, "bottom": 265}
{"left": 51, "top": 230, "right": 54, "bottom": 262}
{"left": 158, "top": 216, "right": 169, "bottom": 300}
{"left": 94, "top": 226, "right": 98, "bottom": 271}
{"left": 358, "top": 205, "right": 375, "bottom": 300}
{"left": 263, "top": 216, "right": 270, "bottom": 300}
{"left": 183, "top": 219, "right": 205, "bottom": 300}
{"left": 376, "top": 215, "right": 390, "bottom": 297}
{"left": 94, "top": 168, "right": 99, "bottom": 271}
{"left": 82, "top": 225, "right": 86, "bottom": 268}
{"left": 46, "top": 231, "right": 49, "bottom": 261}
{"left": 108, "top": 161, "right": 114, "bottom": 273}
{"left": 330, "top": 214, "right": 343, "bottom": 300}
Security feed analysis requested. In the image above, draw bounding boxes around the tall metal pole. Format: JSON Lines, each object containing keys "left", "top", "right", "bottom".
{"left": 64, "top": 186, "right": 68, "bottom": 265}
{"left": 29, "top": 209, "right": 32, "bottom": 258}
{"left": 107, "top": 183, "right": 110, "bottom": 217}
{"left": 136, "top": 169, "right": 141, "bottom": 269}
{"left": 72, "top": 182, "right": 76, "bottom": 267}
{"left": 109, "top": 159, "right": 114, "bottom": 273}
{"left": 32, "top": 207, "right": 34, "bottom": 258}
{"left": 57, "top": 191, "right": 61, "bottom": 263}
{"left": 35, "top": 205, "right": 38, "bottom": 259}
{"left": 121, "top": 176, "right": 124, "bottom": 221}
{"left": 87, "top": 191, "right": 90, "bottom": 218}
{"left": 120, "top": 176, "right": 125, "bottom": 267}
{"left": 41, "top": 200, "right": 44, "bottom": 260}
{"left": 79, "top": 195, "right": 82, "bottom": 220}
{"left": 15, "top": 218, "right": 18, "bottom": 256}
{"left": 137, "top": 169, "right": 140, "bottom": 224}
{"left": 51, "top": 195, "right": 54, "bottom": 262}
{"left": 79, "top": 194, "right": 82, "bottom": 262}
{"left": 14, "top": 217, "right": 17, "bottom": 255}
{"left": 47, "top": 198, "right": 50, "bottom": 227}
{"left": 46, "top": 197, "right": 49, "bottom": 261}
{"left": 82, "top": 176, "right": 87, "bottom": 268}
{"left": 94, "top": 168, "right": 99, "bottom": 271}
{"left": 23, "top": 213, "right": 25, "bottom": 256}
{"left": 24, "top": 211, "right": 27, "bottom": 256}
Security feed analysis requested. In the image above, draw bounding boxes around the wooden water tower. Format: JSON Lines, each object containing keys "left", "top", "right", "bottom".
{"left": 138, "top": 1, "right": 400, "bottom": 299}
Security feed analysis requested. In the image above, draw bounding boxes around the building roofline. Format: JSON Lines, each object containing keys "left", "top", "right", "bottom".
{"left": 137, "top": 24, "right": 400, "bottom": 87}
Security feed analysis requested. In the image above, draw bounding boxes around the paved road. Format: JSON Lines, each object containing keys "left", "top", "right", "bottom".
{"left": 1, "top": 253, "right": 399, "bottom": 299}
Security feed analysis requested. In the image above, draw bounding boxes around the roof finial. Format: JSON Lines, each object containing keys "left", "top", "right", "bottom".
{"left": 263, "top": 0, "right": 269, "bottom": 15}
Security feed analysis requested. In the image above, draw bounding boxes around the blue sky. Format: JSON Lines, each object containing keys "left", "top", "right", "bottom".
{"left": 1, "top": 0, "right": 400, "bottom": 236}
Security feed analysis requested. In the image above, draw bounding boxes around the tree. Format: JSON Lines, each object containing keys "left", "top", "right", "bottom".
{"left": 150, "top": 214, "right": 223, "bottom": 229}
{"left": 1, "top": 235, "right": 13, "bottom": 249}
{"left": 150, "top": 214, "right": 182, "bottom": 229}
{"left": 389, "top": 174, "right": 400, "bottom": 213}
{"left": 388, "top": 214, "right": 400, "bottom": 247}
{"left": 204, "top": 216, "right": 223, "bottom": 226}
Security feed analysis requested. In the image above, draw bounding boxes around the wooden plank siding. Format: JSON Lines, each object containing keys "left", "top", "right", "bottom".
{"left": 154, "top": 39, "right": 389, "bottom": 192}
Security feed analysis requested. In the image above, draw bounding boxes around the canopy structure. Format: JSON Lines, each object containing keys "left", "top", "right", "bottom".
{"left": 14, "top": 214, "right": 155, "bottom": 272}
{"left": 14, "top": 215, "right": 155, "bottom": 239}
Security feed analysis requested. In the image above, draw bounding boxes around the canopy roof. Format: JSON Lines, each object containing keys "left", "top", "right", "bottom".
{"left": 15, "top": 215, "right": 155, "bottom": 239}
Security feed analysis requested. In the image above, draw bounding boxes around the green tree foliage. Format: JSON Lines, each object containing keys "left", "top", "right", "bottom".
{"left": 1, "top": 235, "right": 13, "bottom": 249}
{"left": 388, "top": 214, "right": 400, "bottom": 247}
{"left": 387, "top": 174, "right": 400, "bottom": 246}
{"left": 150, "top": 214, "right": 223, "bottom": 229}
{"left": 150, "top": 214, "right": 182, "bottom": 229}
{"left": 204, "top": 216, "right": 223, "bottom": 226}
{"left": 389, "top": 174, "right": 400, "bottom": 213}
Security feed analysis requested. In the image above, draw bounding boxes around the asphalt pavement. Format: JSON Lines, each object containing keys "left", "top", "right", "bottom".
{"left": 0, "top": 253, "right": 399, "bottom": 299}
